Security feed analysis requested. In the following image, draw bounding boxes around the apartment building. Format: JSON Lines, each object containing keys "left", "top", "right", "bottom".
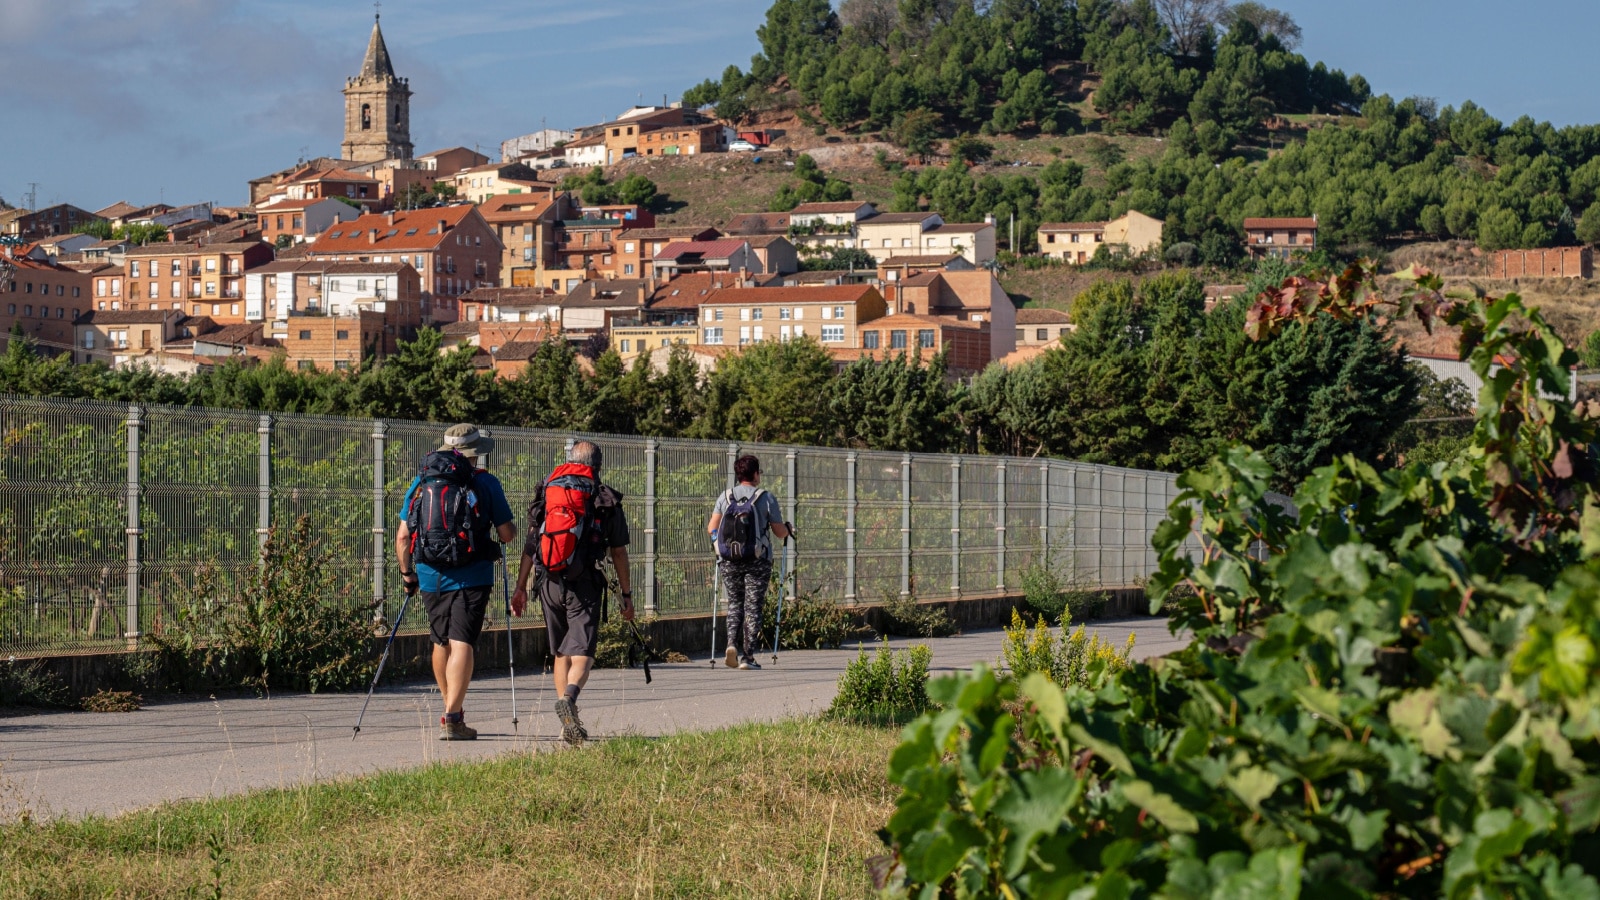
{"left": 696, "top": 284, "right": 887, "bottom": 348}
{"left": 451, "top": 162, "right": 546, "bottom": 204}
{"left": 615, "top": 226, "right": 720, "bottom": 280}
{"left": 303, "top": 206, "right": 502, "bottom": 323}
{"left": 784, "top": 201, "right": 877, "bottom": 253}
{"left": 893, "top": 270, "right": 1016, "bottom": 360}
{"left": 856, "top": 212, "right": 996, "bottom": 266}
{"left": 480, "top": 192, "right": 575, "bottom": 288}
{"left": 1, "top": 204, "right": 104, "bottom": 240}
{"left": 545, "top": 206, "right": 658, "bottom": 288}
{"left": 269, "top": 310, "right": 392, "bottom": 371}
{"left": 845, "top": 313, "right": 992, "bottom": 374}
{"left": 122, "top": 241, "right": 274, "bottom": 322}
{"left": 242, "top": 259, "right": 423, "bottom": 331}
{"left": 1, "top": 251, "right": 90, "bottom": 355}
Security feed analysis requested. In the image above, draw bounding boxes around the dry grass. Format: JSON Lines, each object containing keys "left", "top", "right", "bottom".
{"left": 0, "top": 719, "right": 899, "bottom": 899}
{"left": 608, "top": 153, "right": 904, "bottom": 229}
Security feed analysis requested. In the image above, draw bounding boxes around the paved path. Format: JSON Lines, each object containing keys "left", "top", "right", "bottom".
{"left": 0, "top": 619, "right": 1186, "bottom": 821}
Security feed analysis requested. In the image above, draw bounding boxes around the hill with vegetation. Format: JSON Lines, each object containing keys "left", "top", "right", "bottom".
{"left": 682, "top": 0, "right": 1600, "bottom": 255}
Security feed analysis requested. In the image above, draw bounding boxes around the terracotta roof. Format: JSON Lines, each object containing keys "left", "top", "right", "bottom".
{"left": 902, "top": 272, "right": 941, "bottom": 287}
{"left": 862, "top": 212, "right": 938, "bottom": 225}
{"left": 93, "top": 201, "right": 143, "bottom": 220}
{"left": 743, "top": 234, "right": 795, "bottom": 249}
{"left": 207, "top": 323, "right": 266, "bottom": 344}
{"left": 478, "top": 193, "right": 558, "bottom": 223}
{"left": 73, "top": 309, "right": 176, "bottom": 325}
{"left": 791, "top": 201, "right": 873, "bottom": 215}
{"left": 462, "top": 286, "right": 559, "bottom": 307}
{"left": 1243, "top": 217, "right": 1318, "bottom": 230}
{"left": 419, "top": 146, "right": 478, "bottom": 160}
{"left": 995, "top": 345, "right": 1049, "bottom": 367}
{"left": 649, "top": 273, "right": 776, "bottom": 309}
{"left": 255, "top": 197, "right": 343, "bottom": 212}
{"left": 925, "top": 222, "right": 991, "bottom": 234}
{"left": 866, "top": 312, "right": 984, "bottom": 331}
{"left": 1015, "top": 307, "right": 1072, "bottom": 324}
{"left": 702, "top": 284, "right": 878, "bottom": 307}
{"left": 724, "top": 212, "right": 790, "bottom": 234}
{"left": 440, "top": 321, "right": 480, "bottom": 337}
{"left": 1039, "top": 222, "right": 1107, "bottom": 232}
{"left": 564, "top": 279, "right": 651, "bottom": 308}
{"left": 655, "top": 239, "right": 748, "bottom": 261}
{"left": 253, "top": 260, "right": 413, "bottom": 276}
{"left": 289, "top": 167, "right": 378, "bottom": 185}
{"left": 306, "top": 207, "right": 481, "bottom": 253}
{"left": 562, "top": 134, "right": 606, "bottom": 149}
{"left": 880, "top": 254, "right": 963, "bottom": 267}
{"left": 492, "top": 340, "right": 553, "bottom": 361}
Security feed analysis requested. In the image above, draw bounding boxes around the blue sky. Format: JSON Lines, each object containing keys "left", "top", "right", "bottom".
{"left": 2, "top": 0, "right": 1596, "bottom": 213}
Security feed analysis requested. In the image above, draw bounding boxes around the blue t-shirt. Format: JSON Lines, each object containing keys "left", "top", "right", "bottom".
{"left": 399, "top": 469, "right": 516, "bottom": 591}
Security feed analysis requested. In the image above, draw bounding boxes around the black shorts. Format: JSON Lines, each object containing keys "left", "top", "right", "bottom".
{"left": 538, "top": 574, "right": 603, "bottom": 659}
{"left": 421, "top": 586, "right": 491, "bottom": 647}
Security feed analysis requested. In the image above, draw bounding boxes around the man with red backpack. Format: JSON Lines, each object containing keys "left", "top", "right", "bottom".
{"left": 395, "top": 424, "right": 516, "bottom": 741}
{"left": 510, "top": 440, "right": 633, "bottom": 746}
{"left": 707, "top": 455, "right": 791, "bottom": 670}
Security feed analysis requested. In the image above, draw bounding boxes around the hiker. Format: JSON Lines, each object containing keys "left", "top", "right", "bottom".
{"left": 707, "top": 455, "right": 791, "bottom": 670}
{"left": 510, "top": 440, "right": 633, "bottom": 746}
{"left": 395, "top": 424, "right": 516, "bottom": 741}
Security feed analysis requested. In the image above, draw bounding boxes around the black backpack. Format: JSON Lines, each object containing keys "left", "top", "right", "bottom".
{"left": 406, "top": 450, "right": 496, "bottom": 568}
{"left": 715, "top": 488, "right": 767, "bottom": 562}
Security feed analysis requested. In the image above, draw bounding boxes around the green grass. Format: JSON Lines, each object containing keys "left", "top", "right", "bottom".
{"left": 0, "top": 719, "right": 899, "bottom": 899}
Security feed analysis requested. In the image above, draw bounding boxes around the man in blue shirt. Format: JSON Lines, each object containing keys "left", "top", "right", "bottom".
{"left": 395, "top": 424, "right": 516, "bottom": 741}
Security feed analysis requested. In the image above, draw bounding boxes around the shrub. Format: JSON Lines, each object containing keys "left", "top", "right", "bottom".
{"left": 81, "top": 689, "right": 141, "bottom": 712}
{"left": 759, "top": 591, "right": 865, "bottom": 650}
{"left": 874, "top": 268, "right": 1600, "bottom": 896}
{"left": 0, "top": 658, "right": 69, "bottom": 709}
{"left": 147, "top": 516, "right": 376, "bottom": 693}
{"left": 1018, "top": 553, "right": 1104, "bottom": 625}
{"left": 999, "top": 609, "right": 1133, "bottom": 688}
{"left": 827, "top": 639, "right": 931, "bottom": 725}
{"left": 593, "top": 613, "right": 687, "bottom": 668}
{"left": 877, "top": 592, "right": 957, "bottom": 638}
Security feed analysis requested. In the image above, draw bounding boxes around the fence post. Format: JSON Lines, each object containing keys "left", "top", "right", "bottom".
{"left": 644, "top": 438, "right": 658, "bottom": 614}
{"left": 949, "top": 458, "right": 961, "bottom": 598}
{"left": 844, "top": 451, "right": 857, "bottom": 603}
{"left": 371, "top": 420, "right": 388, "bottom": 618}
{"left": 995, "top": 460, "right": 1006, "bottom": 593}
{"left": 1039, "top": 461, "right": 1051, "bottom": 561}
{"left": 256, "top": 415, "right": 272, "bottom": 550}
{"left": 785, "top": 449, "right": 797, "bottom": 602}
{"left": 900, "top": 454, "right": 911, "bottom": 599}
{"left": 726, "top": 442, "right": 738, "bottom": 491}
{"left": 124, "top": 405, "right": 143, "bottom": 648}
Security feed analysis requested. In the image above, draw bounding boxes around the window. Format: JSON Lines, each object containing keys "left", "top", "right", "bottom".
{"left": 23, "top": 284, "right": 30, "bottom": 295}
{"left": 56, "top": 308, "right": 64, "bottom": 318}
{"left": 231, "top": 304, "right": 239, "bottom": 316}
{"left": 4, "top": 304, "right": 12, "bottom": 314}
{"left": 624, "top": 242, "right": 635, "bottom": 253}
{"left": 130, "top": 261, "right": 141, "bottom": 278}
{"left": 335, "top": 360, "right": 351, "bottom": 370}
{"left": 170, "top": 261, "right": 180, "bottom": 276}
{"left": 293, "top": 216, "right": 302, "bottom": 229}
{"left": 779, "top": 307, "right": 791, "bottom": 320}
{"left": 821, "top": 306, "right": 832, "bottom": 320}
{"left": 833, "top": 306, "right": 845, "bottom": 320}
{"left": 72, "top": 287, "right": 79, "bottom": 298}
{"left": 336, "top": 330, "right": 349, "bottom": 340}
{"left": 22, "top": 305, "right": 31, "bottom": 316}
{"left": 890, "top": 330, "right": 907, "bottom": 349}
{"left": 863, "top": 330, "right": 880, "bottom": 349}
{"left": 1037, "top": 328, "right": 1049, "bottom": 341}
{"left": 623, "top": 264, "right": 635, "bottom": 275}
{"left": 620, "top": 339, "right": 631, "bottom": 353}
{"left": 206, "top": 283, "right": 216, "bottom": 296}
{"left": 902, "top": 238, "right": 912, "bottom": 247}
{"left": 704, "top": 308, "right": 715, "bottom": 322}
{"left": 96, "top": 279, "right": 106, "bottom": 297}
{"left": 714, "top": 309, "right": 724, "bottom": 321}
{"left": 211, "top": 304, "right": 220, "bottom": 315}
{"left": 205, "top": 259, "right": 216, "bottom": 272}
{"left": 109, "top": 329, "right": 127, "bottom": 348}
{"left": 82, "top": 332, "right": 94, "bottom": 349}
{"left": 1016, "top": 328, "right": 1025, "bottom": 342}
{"left": 751, "top": 308, "right": 763, "bottom": 321}
{"left": 821, "top": 325, "right": 844, "bottom": 343}
{"left": 793, "top": 307, "right": 803, "bottom": 320}
{"left": 298, "top": 360, "right": 315, "bottom": 370}
{"left": 753, "top": 326, "right": 764, "bottom": 341}
{"left": 171, "top": 282, "right": 180, "bottom": 299}
{"left": 739, "top": 326, "right": 750, "bottom": 344}
{"left": 918, "top": 329, "right": 935, "bottom": 348}
{"left": 704, "top": 326, "right": 724, "bottom": 345}
{"left": 882, "top": 239, "right": 891, "bottom": 248}
{"left": 299, "top": 330, "right": 312, "bottom": 340}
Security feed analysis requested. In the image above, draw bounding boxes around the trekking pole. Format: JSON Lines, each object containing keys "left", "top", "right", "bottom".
{"left": 771, "top": 530, "right": 796, "bottom": 663}
{"left": 500, "top": 550, "right": 519, "bottom": 733}
{"left": 708, "top": 557, "right": 720, "bottom": 669}
{"left": 353, "top": 588, "right": 413, "bottom": 740}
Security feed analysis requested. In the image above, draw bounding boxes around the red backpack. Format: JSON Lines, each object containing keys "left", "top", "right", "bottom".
{"left": 537, "top": 463, "right": 599, "bottom": 574}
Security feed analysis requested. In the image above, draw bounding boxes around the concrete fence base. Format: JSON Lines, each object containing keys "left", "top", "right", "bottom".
{"left": 10, "top": 588, "right": 1153, "bottom": 703}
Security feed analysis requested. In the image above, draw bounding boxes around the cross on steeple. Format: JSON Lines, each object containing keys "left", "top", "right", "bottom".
{"left": 373, "top": 0, "right": 381, "bottom": 20}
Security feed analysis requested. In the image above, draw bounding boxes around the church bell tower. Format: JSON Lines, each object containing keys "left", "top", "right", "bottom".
{"left": 341, "top": 12, "right": 413, "bottom": 162}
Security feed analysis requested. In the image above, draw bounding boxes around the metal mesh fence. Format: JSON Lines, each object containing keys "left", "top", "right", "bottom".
{"left": 0, "top": 394, "right": 1186, "bottom": 657}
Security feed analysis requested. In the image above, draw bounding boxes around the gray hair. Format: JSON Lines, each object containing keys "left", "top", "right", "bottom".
{"left": 569, "top": 440, "right": 603, "bottom": 471}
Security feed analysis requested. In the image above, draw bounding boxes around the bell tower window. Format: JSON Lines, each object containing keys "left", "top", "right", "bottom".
{"left": 361, "top": 103, "right": 372, "bottom": 130}
{"left": 395, "top": 104, "right": 402, "bottom": 125}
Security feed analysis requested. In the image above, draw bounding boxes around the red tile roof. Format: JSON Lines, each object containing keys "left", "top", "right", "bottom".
{"left": 863, "top": 212, "right": 939, "bottom": 224}
{"left": 306, "top": 207, "right": 478, "bottom": 253}
{"left": 649, "top": 273, "right": 777, "bottom": 308}
{"left": 702, "top": 284, "right": 878, "bottom": 307}
{"left": 791, "top": 201, "right": 872, "bottom": 215}
{"left": 1039, "top": 222, "right": 1107, "bottom": 231}
{"left": 724, "top": 212, "right": 790, "bottom": 234}
{"left": 1243, "top": 217, "right": 1318, "bottom": 230}
{"left": 654, "top": 239, "right": 748, "bottom": 261}
{"left": 1015, "top": 307, "right": 1072, "bottom": 324}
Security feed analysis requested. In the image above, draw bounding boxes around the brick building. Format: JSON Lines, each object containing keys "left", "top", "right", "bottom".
{"left": 72, "top": 309, "right": 186, "bottom": 364}
{"left": 1, "top": 251, "right": 90, "bottom": 355}
{"left": 846, "top": 313, "right": 992, "bottom": 374}
{"left": 1243, "top": 216, "right": 1318, "bottom": 259}
{"left": 479, "top": 192, "right": 574, "bottom": 288}
{"left": 615, "top": 226, "right": 720, "bottom": 280}
{"left": 1491, "top": 247, "right": 1592, "bottom": 279}
{"left": 256, "top": 197, "right": 361, "bottom": 246}
{"left": 122, "top": 241, "right": 274, "bottom": 321}
{"left": 303, "top": 206, "right": 502, "bottom": 323}
{"left": 696, "top": 284, "right": 887, "bottom": 348}
{"left": 1, "top": 204, "right": 104, "bottom": 240}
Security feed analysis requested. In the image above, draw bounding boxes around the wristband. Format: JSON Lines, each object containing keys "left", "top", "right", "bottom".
{"left": 621, "top": 590, "right": 633, "bottom": 598}
{"left": 400, "top": 570, "right": 417, "bottom": 579}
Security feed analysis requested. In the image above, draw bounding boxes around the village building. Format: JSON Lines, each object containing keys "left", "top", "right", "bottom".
{"left": 891, "top": 270, "right": 1016, "bottom": 361}
{"left": 302, "top": 206, "right": 502, "bottom": 324}
{"left": 615, "top": 226, "right": 721, "bottom": 280}
{"left": 1490, "top": 247, "right": 1592, "bottom": 279}
{"left": 1, "top": 204, "right": 104, "bottom": 241}
{"left": 72, "top": 309, "right": 186, "bottom": 364}
{"left": 122, "top": 241, "right": 274, "bottom": 322}
{"left": 1037, "top": 210, "right": 1164, "bottom": 264}
{"left": 844, "top": 312, "right": 992, "bottom": 374}
{"left": 653, "top": 239, "right": 764, "bottom": 279}
{"left": 1, "top": 250, "right": 91, "bottom": 355}
{"left": 256, "top": 197, "right": 362, "bottom": 246}
{"left": 451, "top": 162, "right": 546, "bottom": 204}
{"left": 1014, "top": 307, "right": 1074, "bottom": 346}
{"left": 480, "top": 192, "right": 575, "bottom": 288}
{"left": 458, "top": 286, "right": 562, "bottom": 325}
{"left": 561, "top": 278, "right": 652, "bottom": 334}
{"left": 696, "top": 284, "right": 887, "bottom": 348}
{"left": 1243, "top": 216, "right": 1318, "bottom": 259}
{"left": 855, "top": 211, "right": 996, "bottom": 266}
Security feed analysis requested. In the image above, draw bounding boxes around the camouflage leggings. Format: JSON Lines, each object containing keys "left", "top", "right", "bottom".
{"left": 719, "top": 558, "right": 773, "bottom": 660}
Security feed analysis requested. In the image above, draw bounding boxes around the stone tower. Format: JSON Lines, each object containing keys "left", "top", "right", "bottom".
{"left": 341, "top": 14, "right": 413, "bottom": 162}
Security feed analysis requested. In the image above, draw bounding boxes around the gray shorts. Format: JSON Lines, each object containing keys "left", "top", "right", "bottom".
{"left": 538, "top": 573, "right": 603, "bottom": 659}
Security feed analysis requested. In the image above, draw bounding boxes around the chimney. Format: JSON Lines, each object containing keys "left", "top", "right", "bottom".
{"left": 386, "top": 211, "right": 397, "bottom": 226}
{"left": 369, "top": 228, "right": 379, "bottom": 245}
{"left": 439, "top": 218, "right": 448, "bottom": 234}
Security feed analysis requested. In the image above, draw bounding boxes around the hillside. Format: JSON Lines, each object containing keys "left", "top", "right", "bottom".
{"left": 670, "top": 0, "right": 1600, "bottom": 257}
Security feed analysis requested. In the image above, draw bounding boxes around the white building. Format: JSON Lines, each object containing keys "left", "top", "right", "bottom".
{"left": 502, "top": 128, "right": 576, "bottom": 161}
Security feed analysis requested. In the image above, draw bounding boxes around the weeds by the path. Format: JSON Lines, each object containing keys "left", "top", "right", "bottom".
{"left": 0, "top": 718, "right": 896, "bottom": 899}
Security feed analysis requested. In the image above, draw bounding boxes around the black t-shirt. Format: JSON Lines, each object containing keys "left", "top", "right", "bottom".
{"left": 523, "top": 480, "right": 630, "bottom": 571}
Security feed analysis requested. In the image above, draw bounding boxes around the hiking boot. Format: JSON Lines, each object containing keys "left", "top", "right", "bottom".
{"left": 554, "top": 698, "right": 587, "bottom": 746}
{"left": 724, "top": 645, "right": 739, "bottom": 668}
{"left": 439, "top": 717, "right": 477, "bottom": 741}
{"left": 739, "top": 658, "right": 762, "bottom": 670}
